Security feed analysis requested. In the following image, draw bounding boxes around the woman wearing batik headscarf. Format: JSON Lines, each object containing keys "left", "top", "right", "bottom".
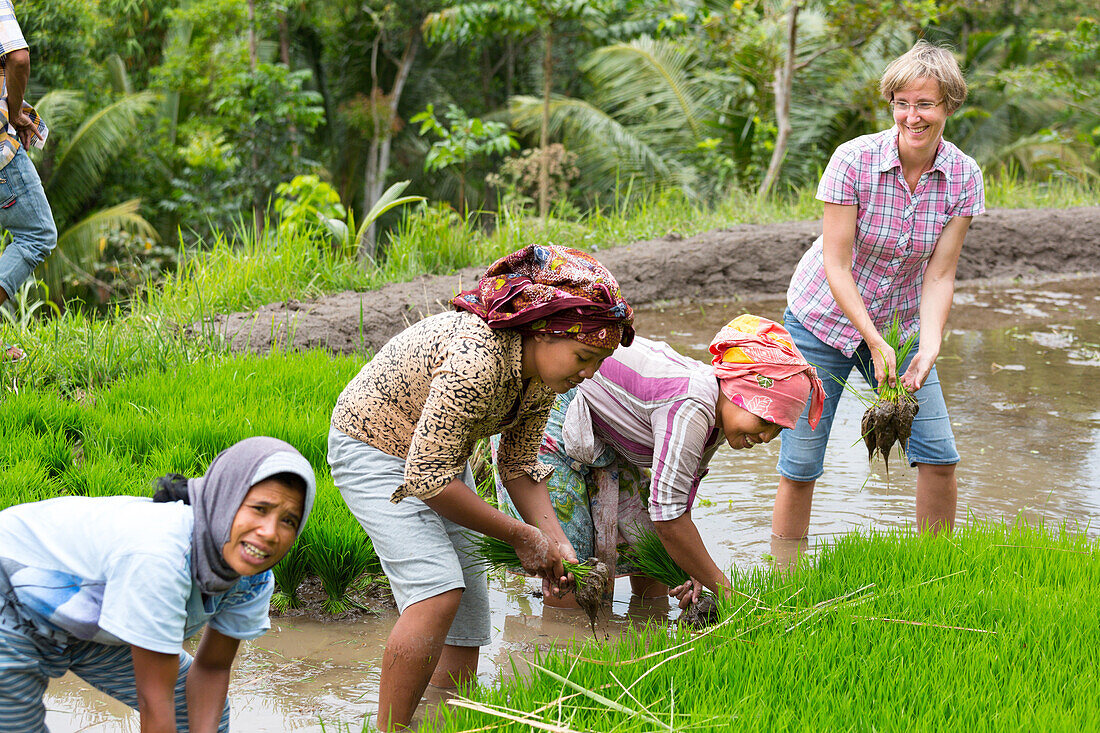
{"left": 0, "top": 437, "right": 316, "bottom": 732}
{"left": 327, "top": 243, "right": 634, "bottom": 732}
{"left": 493, "top": 314, "right": 823, "bottom": 609}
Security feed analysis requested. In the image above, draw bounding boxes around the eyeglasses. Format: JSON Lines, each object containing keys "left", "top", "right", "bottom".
{"left": 890, "top": 100, "right": 942, "bottom": 113}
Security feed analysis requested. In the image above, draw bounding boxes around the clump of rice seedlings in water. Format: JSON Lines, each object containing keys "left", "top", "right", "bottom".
{"left": 619, "top": 530, "right": 719, "bottom": 628}
{"left": 861, "top": 317, "right": 919, "bottom": 477}
{"left": 466, "top": 533, "right": 610, "bottom": 631}
{"left": 270, "top": 535, "right": 312, "bottom": 612}
{"left": 306, "top": 520, "right": 381, "bottom": 615}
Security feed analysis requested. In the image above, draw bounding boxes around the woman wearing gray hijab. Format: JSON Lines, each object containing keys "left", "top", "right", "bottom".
{"left": 0, "top": 436, "right": 316, "bottom": 733}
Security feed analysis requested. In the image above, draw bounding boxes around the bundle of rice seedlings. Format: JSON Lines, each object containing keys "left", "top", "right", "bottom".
{"left": 619, "top": 529, "right": 719, "bottom": 628}
{"left": 270, "top": 535, "right": 312, "bottom": 612}
{"left": 861, "top": 317, "right": 920, "bottom": 476}
{"left": 466, "top": 533, "right": 610, "bottom": 630}
{"left": 306, "top": 521, "right": 381, "bottom": 615}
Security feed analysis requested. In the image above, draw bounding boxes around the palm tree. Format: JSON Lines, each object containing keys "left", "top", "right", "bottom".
{"left": 30, "top": 87, "right": 158, "bottom": 302}
{"left": 508, "top": 36, "right": 723, "bottom": 198}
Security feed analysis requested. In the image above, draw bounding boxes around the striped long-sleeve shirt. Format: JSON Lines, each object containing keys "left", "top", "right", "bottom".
{"left": 567, "top": 336, "right": 722, "bottom": 521}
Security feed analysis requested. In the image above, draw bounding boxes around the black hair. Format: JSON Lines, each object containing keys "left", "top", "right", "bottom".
{"left": 153, "top": 471, "right": 306, "bottom": 504}
{"left": 267, "top": 471, "right": 307, "bottom": 495}
{"left": 152, "top": 473, "right": 191, "bottom": 503}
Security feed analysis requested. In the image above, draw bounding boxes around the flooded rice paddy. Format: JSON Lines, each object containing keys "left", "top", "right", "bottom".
{"left": 48, "top": 276, "right": 1100, "bottom": 731}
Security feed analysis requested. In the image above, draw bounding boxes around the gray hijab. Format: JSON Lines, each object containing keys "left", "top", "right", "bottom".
{"left": 187, "top": 436, "right": 316, "bottom": 595}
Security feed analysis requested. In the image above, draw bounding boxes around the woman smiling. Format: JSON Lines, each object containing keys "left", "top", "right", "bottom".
{"left": 0, "top": 437, "right": 315, "bottom": 732}
{"left": 774, "top": 40, "right": 985, "bottom": 540}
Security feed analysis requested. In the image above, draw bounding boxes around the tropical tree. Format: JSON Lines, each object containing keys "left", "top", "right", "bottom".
{"left": 509, "top": 36, "right": 724, "bottom": 198}
{"left": 425, "top": 0, "right": 608, "bottom": 219}
{"left": 32, "top": 86, "right": 159, "bottom": 302}
{"left": 411, "top": 103, "right": 517, "bottom": 214}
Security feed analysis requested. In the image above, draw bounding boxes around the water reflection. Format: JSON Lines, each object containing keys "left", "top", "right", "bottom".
{"left": 46, "top": 276, "right": 1100, "bottom": 731}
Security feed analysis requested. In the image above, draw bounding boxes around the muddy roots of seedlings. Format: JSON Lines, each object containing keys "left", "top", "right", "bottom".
{"left": 678, "top": 593, "right": 720, "bottom": 629}
{"left": 574, "top": 557, "right": 611, "bottom": 632}
{"left": 861, "top": 396, "right": 919, "bottom": 476}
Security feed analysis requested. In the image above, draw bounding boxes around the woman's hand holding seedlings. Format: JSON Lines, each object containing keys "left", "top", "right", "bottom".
{"left": 669, "top": 577, "right": 705, "bottom": 609}
{"left": 901, "top": 347, "right": 937, "bottom": 392}
{"left": 512, "top": 523, "right": 569, "bottom": 596}
{"left": 869, "top": 339, "right": 899, "bottom": 389}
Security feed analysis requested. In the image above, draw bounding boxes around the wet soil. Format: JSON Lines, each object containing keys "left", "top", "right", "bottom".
{"left": 678, "top": 593, "right": 720, "bottom": 629}
{"left": 573, "top": 558, "right": 611, "bottom": 632}
{"left": 207, "top": 206, "right": 1100, "bottom": 355}
{"left": 47, "top": 274, "right": 1100, "bottom": 732}
{"left": 271, "top": 575, "right": 396, "bottom": 624}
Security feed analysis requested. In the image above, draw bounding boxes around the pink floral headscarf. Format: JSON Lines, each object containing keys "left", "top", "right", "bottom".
{"left": 709, "top": 314, "right": 825, "bottom": 430}
{"left": 452, "top": 244, "right": 635, "bottom": 349}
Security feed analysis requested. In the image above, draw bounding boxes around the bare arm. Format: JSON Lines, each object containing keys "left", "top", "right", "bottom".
{"left": 186, "top": 628, "right": 239, "bottom": 733}
{"left": 502, "top": 473, "right": 576, "bottom": 562}
{"left": 424, "top": 476, "right": 569, "bottom": 594}
{"left": 2, "top": 48, "right": 38, "bottom": 149}
{"left": 902, "top": 216, "right": 972, "bottom": 391}
{"left": 653, "top": 512, "right": 730, "bottom": 607}
{"left": 131, "top": 645, "right": 180, "bottom": 733}
{"left": 821, "top": 202, "right": 897, "bottom": 386}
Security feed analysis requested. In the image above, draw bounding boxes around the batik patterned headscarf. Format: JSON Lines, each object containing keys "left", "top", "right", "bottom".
{"left": 452, "top": 244, "right": 635, "bottom": 349}
{"left": 709, "top": 314, "right": 825, "bottom": 430}
{"left": 188, "top": 437, "right": 316, "bottom": 595}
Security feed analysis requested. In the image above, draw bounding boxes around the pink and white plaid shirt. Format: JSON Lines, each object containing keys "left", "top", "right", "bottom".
{"left": 787, "top": 127, "right": 984, "bottom": 357}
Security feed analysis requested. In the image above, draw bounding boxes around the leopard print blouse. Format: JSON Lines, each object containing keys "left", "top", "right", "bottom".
{"left": 331, "top": 311, "right": 556, "bottom": 503}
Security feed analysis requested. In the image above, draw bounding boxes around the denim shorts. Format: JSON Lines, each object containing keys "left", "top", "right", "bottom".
{"left": 327, "top": 427, "right": 491, "bottom": 647}
{"left": 777, "top": 309, "right": 959, "bottom": 482}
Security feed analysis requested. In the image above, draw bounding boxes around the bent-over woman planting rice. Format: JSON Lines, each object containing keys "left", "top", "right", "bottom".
{"left": 491, "top": 314, "right": 823, "bottom": 618}
{"left": 0, "top": 437, "right": 316, "bottom": 732}
{"left": 326, "top": 244, "right": 635, "bottom": 731}
{"left": 773, "top": 40, "right": 985, "bottom": 539}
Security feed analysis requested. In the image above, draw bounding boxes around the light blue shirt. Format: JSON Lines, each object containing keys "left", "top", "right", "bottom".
{"left": 0, "top": 495, "right": 273, "bottom": 655}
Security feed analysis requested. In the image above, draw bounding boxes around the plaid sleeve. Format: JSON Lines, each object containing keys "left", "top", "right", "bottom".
{"left": 951, "top": 160, "right": 985, "bottom": 218}
{"left": 0, "top": 1, "right": 27, "bottom": 57}
{"left": 816, "top": 142, "right": 861, "bottom": 206}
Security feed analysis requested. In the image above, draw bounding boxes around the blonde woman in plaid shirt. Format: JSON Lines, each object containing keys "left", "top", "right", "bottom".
{"left": 773, "top": 41, "right": 985, "bottom": 540}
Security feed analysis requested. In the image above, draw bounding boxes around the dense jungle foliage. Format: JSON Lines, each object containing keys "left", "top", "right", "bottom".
{"left": 11, "top": 0, "right": 1100, "bottom": 305}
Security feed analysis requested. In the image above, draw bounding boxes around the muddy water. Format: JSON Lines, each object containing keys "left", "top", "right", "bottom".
{"left": 46, "top": 276, "right": 1100, "bottom": 731}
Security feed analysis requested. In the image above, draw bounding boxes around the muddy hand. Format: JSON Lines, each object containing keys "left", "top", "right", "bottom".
{"left": 669, "top": 578, "right": 704, "bottom": 609}
{"left": 513, "top": 525, "right": 566, "bottom": 596}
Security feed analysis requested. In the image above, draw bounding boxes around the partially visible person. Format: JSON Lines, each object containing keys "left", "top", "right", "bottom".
{"left": 0, "top": 436, "right": 316, "bottom": 732}
{"left": 494, "top": 314, "right": 824, "bottom": 608}
{"left": 328, "top": 244, "right": 635, "bottom": 731}
{"left": 774, "top": 40, "right": 985, "bottom": 540}
{"left": 0, "top": 0, "right": 56, "bottom": 362}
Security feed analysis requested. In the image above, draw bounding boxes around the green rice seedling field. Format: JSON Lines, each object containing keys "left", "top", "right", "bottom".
{"left": 434, "top": 521, "right": 1100, "bottom": 731}
{"left": 0, "top": 350, "right": 383, "bottom": 614}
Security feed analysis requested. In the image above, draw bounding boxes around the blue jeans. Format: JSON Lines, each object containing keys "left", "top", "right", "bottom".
{"left": 0, "top": 147, "right": 56, "bottom": 300}
{"left": 777, "top": 309, "right": 959, "bottom": 482}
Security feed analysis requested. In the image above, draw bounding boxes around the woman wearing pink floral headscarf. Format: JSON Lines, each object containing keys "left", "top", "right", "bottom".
{"left": 492, "top": 314, "right": 823, "bottom": 609}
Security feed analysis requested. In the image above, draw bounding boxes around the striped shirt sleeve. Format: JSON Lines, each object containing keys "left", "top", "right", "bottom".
{"left": 647, "top": 399, "right": 715, "bottom": 522}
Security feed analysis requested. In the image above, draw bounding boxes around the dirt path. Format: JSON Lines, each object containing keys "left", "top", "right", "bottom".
{"left": 208, "top": 206, "right": 1100, "bottom": 355}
